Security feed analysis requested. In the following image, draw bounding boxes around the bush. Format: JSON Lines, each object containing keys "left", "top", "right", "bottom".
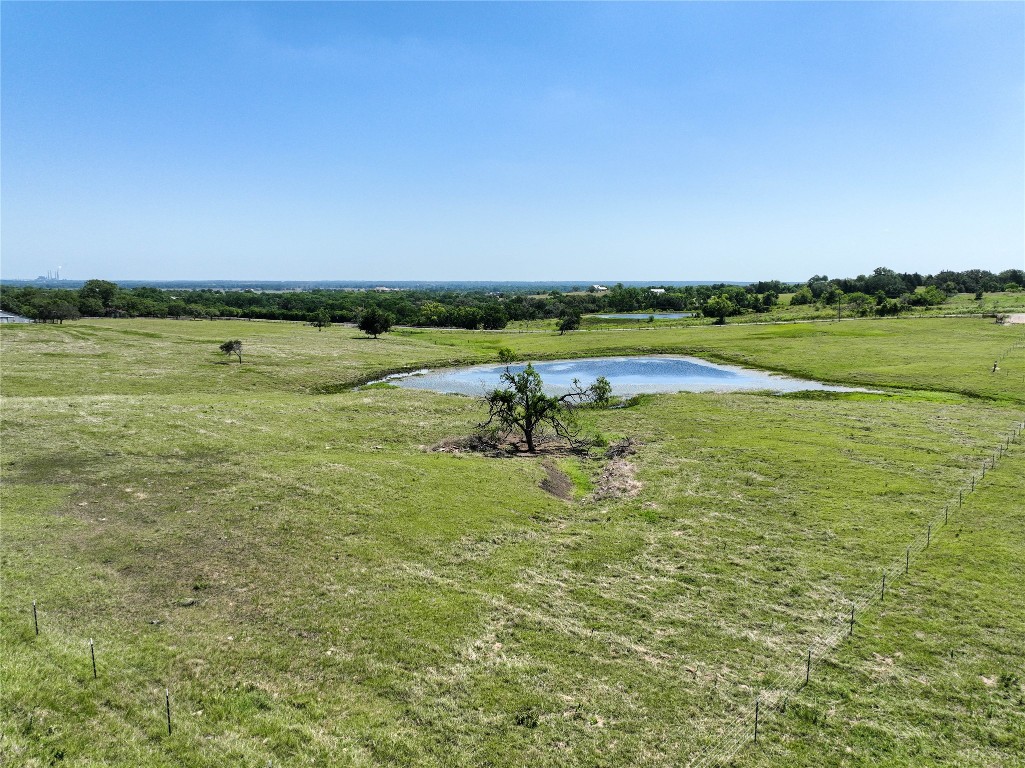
{"left": 875, "top": 299, "right": 904, "bottom": 317}
{"left": 904, "top": 286, "right": 947, "bottom": 307}
{"left": 789, "top": 286, "right": 815, "bottom": 306}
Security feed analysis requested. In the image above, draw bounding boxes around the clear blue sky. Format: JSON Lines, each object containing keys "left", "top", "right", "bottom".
{"left": 2, "top": 2, "right": 1022, "bottom": 281}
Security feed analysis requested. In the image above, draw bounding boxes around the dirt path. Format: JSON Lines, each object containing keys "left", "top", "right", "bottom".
{"left": 1002, "top": 313, "right": 1025, "bottom": 325}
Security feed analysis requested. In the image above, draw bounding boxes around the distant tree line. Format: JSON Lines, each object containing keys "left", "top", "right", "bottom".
{"left": 1, "top": 267, "right": 1021, "bottom": 326}
{"left": 787, "top": 267, "right": 1024, "bottom": 317}
{"left": 793, "top": 267, "right": 1023, "bottom": 301}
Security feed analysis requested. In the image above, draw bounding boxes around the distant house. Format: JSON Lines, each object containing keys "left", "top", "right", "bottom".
{"left": 591, "top": 285, "right": 608, "bottom": 292}
{"left": 649, "top": 288, "right": 666, "bottom": 295}
{"left": 0, "top": 311, "right": 32, "bottom": 324}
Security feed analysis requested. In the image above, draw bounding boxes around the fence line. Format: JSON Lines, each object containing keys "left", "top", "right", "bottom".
{"left": 687, "top": 418, "right": 1024, "bottom": 766}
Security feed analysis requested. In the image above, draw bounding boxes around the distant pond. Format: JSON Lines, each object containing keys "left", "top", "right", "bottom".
{"left": 591, "top": 313, "right": 694, "bottom": 320}
{"left": 381, "top": 356, "right": 862, "bottom": 396}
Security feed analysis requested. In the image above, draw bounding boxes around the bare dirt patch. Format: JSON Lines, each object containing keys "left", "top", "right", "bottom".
{"left": 539, "top": 460, "right": 574, "bottom": 500}
{"left": 428, "top": 434, "right": 582, "bottom": 458}
{"left": 589, "top": 439, "right": 642, "bottom": 501}
{"left": 428, "top": 434, "right": 640, "bottom": 502}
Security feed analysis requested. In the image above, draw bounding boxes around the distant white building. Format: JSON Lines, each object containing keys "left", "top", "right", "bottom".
{"left": 0, "top": 311, "right": 32, "bottom": 324}
{"left": 592, "top": 285, "right": 608, "bottom": 292}
{"left": 649, "top": 288, "right": 666, "bottom": 295}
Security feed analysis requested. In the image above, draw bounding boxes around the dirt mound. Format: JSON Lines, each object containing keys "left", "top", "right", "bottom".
{"left": 589, "top": 457, "right": 641, "bottom": 501}
{"left": 539, "top": 460, "right": 574, "bottom": 500}
{"left": 604, "top": 437, "right": 638, "bottom": 459}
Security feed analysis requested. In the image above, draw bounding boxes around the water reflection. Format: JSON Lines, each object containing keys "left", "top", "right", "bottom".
{"left": 384, "top": 356, "right": 859, "bottom": 396}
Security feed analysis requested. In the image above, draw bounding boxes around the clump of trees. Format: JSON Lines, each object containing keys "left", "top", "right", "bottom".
{"left": 478, "top": 364, "right": 612, "bottom": 453}
{"left": 788, "top": 268, "right": 967, "bottom": 317}
{"left": 34, "top": 301, "right": 81, "bottom": 324}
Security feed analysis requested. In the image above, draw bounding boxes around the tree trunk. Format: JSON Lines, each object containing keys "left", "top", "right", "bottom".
{"left": 524, "top": 412, "right": 536, "bottom": 452}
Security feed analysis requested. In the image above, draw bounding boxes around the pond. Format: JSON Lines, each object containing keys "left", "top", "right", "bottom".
{"left": 382, "top": 356, "right": 862, "bottom": 396}
{"left": 591, "top": 312, "right": 694, "bottom": 320}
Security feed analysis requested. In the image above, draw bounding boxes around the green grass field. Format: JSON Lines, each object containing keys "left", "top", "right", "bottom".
{"left": 2, "top": 317, "right": 1023, "bottom": 766}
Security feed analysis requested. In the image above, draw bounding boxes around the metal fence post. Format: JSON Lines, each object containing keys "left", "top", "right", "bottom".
{"left": 754, "top": 698, "right": 760, "bottom": 744}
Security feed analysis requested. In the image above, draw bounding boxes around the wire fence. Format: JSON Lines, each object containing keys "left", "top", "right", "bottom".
{"left": 687, "top": 417, "right": 1025, "bottom": 768}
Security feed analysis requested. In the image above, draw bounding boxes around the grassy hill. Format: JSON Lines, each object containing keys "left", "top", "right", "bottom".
{"left": 2, "top": 317, "right": 1023, "bottom": 766}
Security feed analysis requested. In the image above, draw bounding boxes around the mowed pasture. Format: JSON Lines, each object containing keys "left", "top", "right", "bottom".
{"left": 1, "top": 317, "right": 1023, "bottom": 767}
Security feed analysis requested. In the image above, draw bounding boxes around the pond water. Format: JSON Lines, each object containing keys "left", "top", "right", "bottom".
{"left": 384, "top": 356, "right": 861, "bottom": 396}
{"left": 591, "top": 312, "right": 694, "bottom": 320}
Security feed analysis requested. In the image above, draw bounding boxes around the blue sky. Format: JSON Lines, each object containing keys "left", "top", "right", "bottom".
{"left": 2, "top": 2, "right": 1022, "bottom": 281}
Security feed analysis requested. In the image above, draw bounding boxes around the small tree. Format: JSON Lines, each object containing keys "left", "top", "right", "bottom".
{"left": 219, "top": 339, "right": 243, "bottom": 364}
{"left": 589, "top": 376, "right": 612, "bottom": 407}
{"left": 311, "top": 309, "right": 331, "bottom": 331}
{"left": 558, "top": 311, "right": 581, "bottom": 335}
{"left": 479, "top": 364, "right": 610, "bottom": 453}
{"left": 497, "top": 347, "right": 517, "bottom": 364}
{"left": 704, "top": 294, "right": 736, "bottom": 324}
{"left": 358, "top": 307, "right": 394, "bottom": 338}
